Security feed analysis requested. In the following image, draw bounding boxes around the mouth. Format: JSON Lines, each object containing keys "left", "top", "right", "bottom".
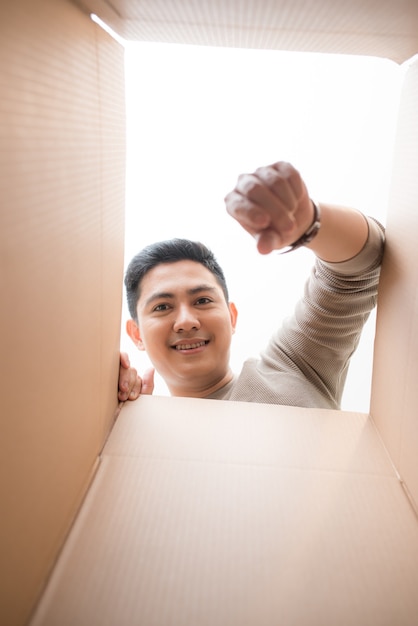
{"left": 172, "top": 340, "right": 209, "bottom": 351}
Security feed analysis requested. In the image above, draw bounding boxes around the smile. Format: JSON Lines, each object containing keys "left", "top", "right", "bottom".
{"left": 174, "top": 340, "right": 208, "bottom": 350}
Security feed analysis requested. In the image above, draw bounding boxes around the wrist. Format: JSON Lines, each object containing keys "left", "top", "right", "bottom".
{"left": 282, "top": 200, "right": 321, "bottom": 254}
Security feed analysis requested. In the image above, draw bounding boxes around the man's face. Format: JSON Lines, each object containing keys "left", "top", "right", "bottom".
{"left": 127, "top": 260, "right": 238, "bottom": 397}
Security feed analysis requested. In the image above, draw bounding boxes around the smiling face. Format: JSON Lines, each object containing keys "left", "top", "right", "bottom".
{"left": 126, "top": 260, "right": 238, "bottom": 397}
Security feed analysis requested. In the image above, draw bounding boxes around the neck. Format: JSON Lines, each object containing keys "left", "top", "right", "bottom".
{"left": 168, "top": 368, "right": 234, "bottom": 398}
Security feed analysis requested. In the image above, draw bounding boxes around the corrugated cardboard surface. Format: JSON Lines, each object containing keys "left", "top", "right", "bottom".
{"left": 81, "top": 0, "right": 418, "bottom": 62}
{"left": 31, "top": 396, "right": 418, "bottom": 626}
{"left": 0, "top": 1, "right": 125, "bottom": 625}
{"left": 3, "top": 1, "right": 418, "bottom": 625}
{"left": 371, "top": 56, "right": 418, "bottom": 512}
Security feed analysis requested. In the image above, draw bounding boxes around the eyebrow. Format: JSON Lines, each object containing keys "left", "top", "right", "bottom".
{"left": 144, "top": 284, "right": 217, "bottom": 308}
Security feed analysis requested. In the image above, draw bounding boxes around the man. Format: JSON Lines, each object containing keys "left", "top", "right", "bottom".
{"left": 118, "top": 161, "right": 384, "bottom": 408}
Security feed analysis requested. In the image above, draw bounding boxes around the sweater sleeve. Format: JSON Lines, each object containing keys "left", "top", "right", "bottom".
{"left": 260, "top": 217, "right": 385, "bottom": 408}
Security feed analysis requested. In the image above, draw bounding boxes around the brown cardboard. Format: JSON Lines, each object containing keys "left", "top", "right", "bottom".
{"left": 31, "top": 397, "right": 418, "bottom": 626}
{"left": 2, "top": 1, "right": 418, "bottom": 625}
{"left": 0, "top": 1, "right": 125, "bottom": 625}
{"left": 370, "top": 56, "right": 418, "bottom": 513}
{"left": 80, "top": 0, "right": 418, "bottom": 63}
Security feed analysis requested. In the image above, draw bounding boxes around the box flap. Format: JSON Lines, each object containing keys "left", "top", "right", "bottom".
{"left": 81, "top": 0, "right": 418, "bottom": 63}
{"left": 370, "top": 56, "right": 418, "bottom": 512}
{"left": 31, "top": 396, "right": 418, "bottom": 626}
{"left": 0, "top": 1, "right": 125, "bottom": 624}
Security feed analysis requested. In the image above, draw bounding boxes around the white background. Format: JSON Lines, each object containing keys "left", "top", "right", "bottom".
{"left": 121, "top": 42, "right": 402, "bottom": 411}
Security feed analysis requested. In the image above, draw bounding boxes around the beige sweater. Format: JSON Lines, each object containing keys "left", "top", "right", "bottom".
{"left": 207, "top": 217, "right": 385, "bottom": 409}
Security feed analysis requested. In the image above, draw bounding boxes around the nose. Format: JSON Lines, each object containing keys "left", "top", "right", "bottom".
{"left": 173, "top": 304, "right": 201, "bottom": 333}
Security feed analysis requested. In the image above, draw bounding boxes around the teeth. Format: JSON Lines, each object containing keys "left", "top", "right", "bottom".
{"left": 175, "top": 341, "right": 206, "bottom": 350}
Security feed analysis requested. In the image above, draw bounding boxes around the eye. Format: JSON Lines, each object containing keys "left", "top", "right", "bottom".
{"left": 195, "top": 297, "right": 213, "bottom": 305}
{"left": 153, "top": 303, "right": 170, "bottom": 312}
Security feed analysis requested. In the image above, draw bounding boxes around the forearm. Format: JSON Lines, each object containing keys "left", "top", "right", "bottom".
{"left": 305, "top": 203, "right": 369, "bottom": 263}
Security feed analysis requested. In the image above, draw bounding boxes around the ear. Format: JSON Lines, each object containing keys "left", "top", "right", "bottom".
{"left": 228, "top": 302, "right": 238, "bottom": 334}
{"left": 126, "top": 319, "right": 145, "bottom": 351}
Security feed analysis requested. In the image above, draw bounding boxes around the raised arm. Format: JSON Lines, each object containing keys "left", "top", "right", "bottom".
{"left": 224, "top": 161, "right": 369, "bottom": 261}
{"left": 225, "top": 160, "right": 384, "bottom": 409}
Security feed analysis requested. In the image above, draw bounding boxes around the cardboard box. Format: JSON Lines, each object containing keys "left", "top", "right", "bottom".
{"left": 30, "top": 397, "right": 418, "bottom": 626}
{"left": 1, "top": 1, "right": 125, "bottom": 624}
{"left": 1, "top": 1, "right": 418, "bottom": 625}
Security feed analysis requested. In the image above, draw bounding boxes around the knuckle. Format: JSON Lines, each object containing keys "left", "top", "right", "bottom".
{"left": 236, "top": 173, "right": 260, "bottom": 197}
{"left": 255, "top": 165, "right": 272, "bottom": 179}
{"left": 129, "top": 368, "right": 138, "bottom": 383}
{"left": 242, "top": 177, "right": 261, "bottom": 197}
{"left": 225, "top": 192, "right": 244, "bottom": 217}
{"left": 273, "top": 160, "right": 291, "bottom": 172}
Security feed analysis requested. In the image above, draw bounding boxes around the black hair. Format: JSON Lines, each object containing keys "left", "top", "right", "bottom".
{"left": 124, "top": 238, "right": 229, "bottom": 321}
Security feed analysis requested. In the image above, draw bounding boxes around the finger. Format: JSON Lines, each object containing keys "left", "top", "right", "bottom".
{"left": 251, "top": 163, "right": 313, "bottom": 246}
{"left": 140, "top": 368, "right": 155, "bottom": 395}
{"left": 120, "top": 351, "right": 131, "bottom": 370}
{"left": 271, "top": 161, "right": 306, "bottom": 201}
{"left": 118, "top": 363, "right": 138, "bottom": 401}
{"left": 255, "top": 228, "right": 285, "bottom": 255}
{"left": 254, "top": 163, "right": 299, "bottom": 212}
{"left": 225, "top": 189, "right": 271, "bottom": 235}
{"left": 225, "top": 187, "right": 297, "bottom": 252}
{"left": 225, "top": 190, "right": 297, "bottom": 250}
{"left": 118, "top": 366, "right": 131, "bottom": 395}
{"left": 236, "top": 172, "right": 295, "bottom": 221}
{"left": 228, "top": 174, "right": 296, "bottom": 236}
{"left": 127, "top": 374, "right": 143, "bottom": 401}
